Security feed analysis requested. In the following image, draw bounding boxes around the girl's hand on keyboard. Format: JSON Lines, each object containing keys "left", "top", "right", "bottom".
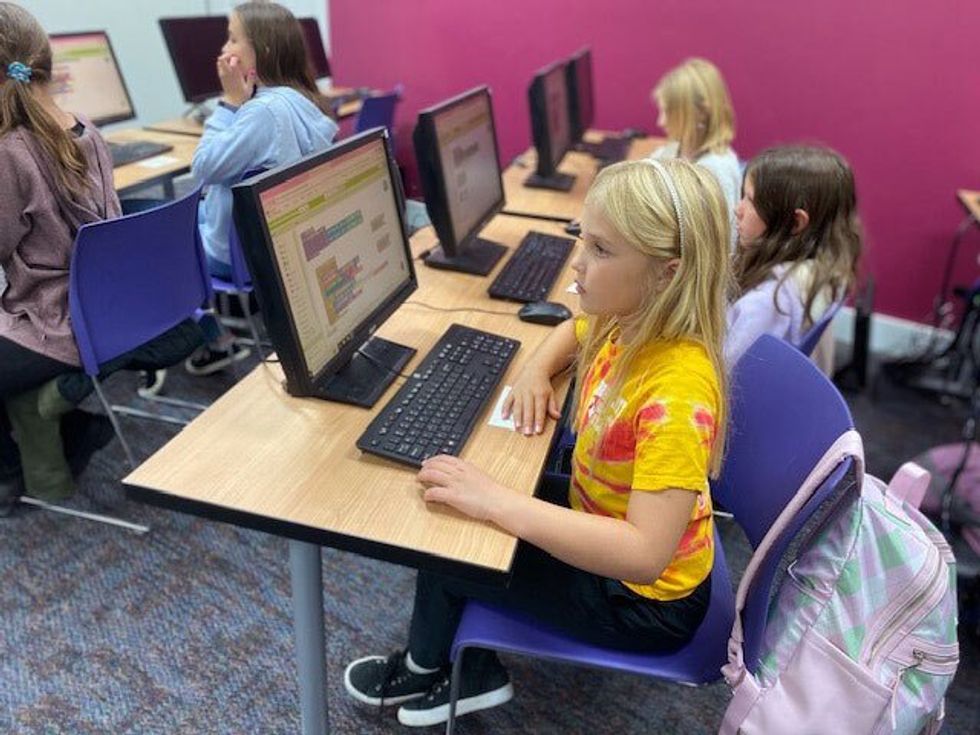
{"left": 503, "top": 367, "right": 560, "bottom": 436}
{"left": 418, "top": 455, "right": 510, "bottom": 522}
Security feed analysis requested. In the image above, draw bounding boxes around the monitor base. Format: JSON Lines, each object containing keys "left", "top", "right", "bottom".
{"left": 317, "top": 336, "right": 417, "bottom": 408}
{"left": 424, "top": 239, "right": 507, "bottom": 277}
{"left": 523, "top": 172, "right": 576, "bottom": 192}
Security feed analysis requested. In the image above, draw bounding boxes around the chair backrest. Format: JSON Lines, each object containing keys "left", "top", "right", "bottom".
{"left": 354, "top": 88, "right": 401, "bottom": 136}
{"left": 70, "top": 186, "right": 210, "bottom": 376}
{"left": 796, "top": 298, "right": 844, "bottom": 357}
{"left": 712, "top": 335, "right": 855, "bottom": 671}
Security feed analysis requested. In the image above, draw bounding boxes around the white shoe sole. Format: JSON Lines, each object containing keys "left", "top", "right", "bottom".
{"left": 184, "top": 345, "right": 251, "bottom": 376}
{"left": 343, "top": 656, "right": 428, "bottom": 707}
{"left": 136, "top": 369, "right": 167, "bottom": 398}
{"left": 396, "top": 682, "right": 514, "bottom": 727}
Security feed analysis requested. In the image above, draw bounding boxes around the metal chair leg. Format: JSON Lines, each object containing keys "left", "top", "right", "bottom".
{"left": 92, "top": 378, "right": 136, "bottom": 469}
{"left": 238, "top": 291, "right": 265, "bottom": 360}
{"left": 445, "top": 648, "right": 465, "bottom": 735}
{"left": 19, "top": 496, "right": 149, "bottom": 533}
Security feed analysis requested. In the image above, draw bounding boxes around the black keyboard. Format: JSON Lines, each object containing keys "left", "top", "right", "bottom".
{"left": 108, "top": 140, "right": 174, "bottom": 168}
{"left": 356, "top": 324, "right": 519, "bottom": 467}
{"left": 488, "top": 231, "right": 576, "bottom": 303}
{"left": 579, "top": 136, "right": 631, "bottom": 163}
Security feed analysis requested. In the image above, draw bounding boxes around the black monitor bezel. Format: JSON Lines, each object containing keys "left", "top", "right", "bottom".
{"left": 528, "top": 61, "right": 571, "bottom": 180}
{"left": 158, "top": 16, "right": 227, "bottom": 104}
{"left": 566, "top": 47, "right": 594, "bottom": 141}
{"left": 413, "top": 86, "right": 505, "bottom": 258}
{"left": 232, "top": 127, "right": 418, "bottom": 398}
{"left": 298, "top": 17, "right": 331, "bottom": 79}
{"left": 48, "top": 30, "right": 137, "bottom": 127}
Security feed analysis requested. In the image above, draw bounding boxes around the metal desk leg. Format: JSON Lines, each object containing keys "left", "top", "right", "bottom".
{"left": 289, "top": 540, "right": 328, "bottom": 735}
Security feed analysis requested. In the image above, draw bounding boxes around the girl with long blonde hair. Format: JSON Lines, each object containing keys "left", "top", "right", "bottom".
{"left": 343, "top": 159, "right": 732, "bottom": 728}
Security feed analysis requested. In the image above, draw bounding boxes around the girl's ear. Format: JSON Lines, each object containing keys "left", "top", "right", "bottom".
{"left": 792, "top": 208, "right": 810, "bottom": 234}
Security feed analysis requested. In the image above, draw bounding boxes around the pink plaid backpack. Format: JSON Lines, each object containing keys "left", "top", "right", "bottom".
{"left": 720, "top": 431, "right": 959, "bottom": 735}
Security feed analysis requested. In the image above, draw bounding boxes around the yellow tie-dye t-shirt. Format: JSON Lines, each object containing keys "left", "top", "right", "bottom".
{"left": 570, "top": 319, "right": 720, "bottom": 601}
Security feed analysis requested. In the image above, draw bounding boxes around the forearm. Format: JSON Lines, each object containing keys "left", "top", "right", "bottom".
{"left": 526, "top": 319, "right": 577, "bottom": 378}
{"left": 492, "top": 492, "right": 672, "bottom": 584}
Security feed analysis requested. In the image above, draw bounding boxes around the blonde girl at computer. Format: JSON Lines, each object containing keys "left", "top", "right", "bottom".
{"left": 343, "top": 158, "right": 731, "bottom": 728}
{"left": 726, "top": 145, "right": 862, "bottom": 372}
{"left": 187, "top": 0, "right": 338, "bottom": 375}
{"left": 651, "top": 58, "right": 741, "bottom": 235}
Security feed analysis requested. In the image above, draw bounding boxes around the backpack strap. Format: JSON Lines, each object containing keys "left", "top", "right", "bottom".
{"left": 722, "top": 429, "right": 865, "bottom": 689}
{"left": 885, "top": 461, "right": 930, "bottom": 511}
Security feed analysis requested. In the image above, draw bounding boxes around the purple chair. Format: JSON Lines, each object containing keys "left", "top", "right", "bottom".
{"left": 353, "top": 86, "right": 403, "bottom": 144}
{"left": 445, "top": 336, "right": 855, "bottom": 733}
{"left": 70, "top": 185, "right": 212, "bottom": 470}
{"left": 796, "top": 298, "right": 844, "bottom": 357}
{"left": 211, "top": 170, "right": 265, "bottom": 356}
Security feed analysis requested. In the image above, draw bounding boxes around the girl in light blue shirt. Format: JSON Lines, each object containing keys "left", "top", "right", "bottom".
{"left": 188, "top": 1, "right": 338, "bottom": 375}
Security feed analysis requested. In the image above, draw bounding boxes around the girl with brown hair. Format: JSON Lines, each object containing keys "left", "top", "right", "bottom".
{"left": 188, "top": 0, "right": 338, "bottom": 375}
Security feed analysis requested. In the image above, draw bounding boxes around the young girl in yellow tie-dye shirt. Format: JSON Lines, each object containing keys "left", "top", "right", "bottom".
{"left": 343, "top": 159, "right": 731, "bottom": 728}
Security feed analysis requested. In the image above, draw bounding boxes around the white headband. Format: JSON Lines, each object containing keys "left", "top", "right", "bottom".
{"left": 643, "top": 159, "right": 686, "bottom": 254}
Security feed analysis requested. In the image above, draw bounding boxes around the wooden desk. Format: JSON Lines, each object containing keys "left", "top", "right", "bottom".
{"left": 107, "top": 129, "right": 197, "bottom": 197}
{"left": 124, "top": 214, "right": 576, "bottom": 734}
{"left": 501, "top": 134, "right": 666, "bottom": 222}
{"left": 144, "top": 88, "right": 366, "bottom": 138}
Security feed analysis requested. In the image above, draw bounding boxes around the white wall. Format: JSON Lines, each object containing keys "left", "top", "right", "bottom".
{"left": 22, "top": 0, "right": 330, "bottom": 130}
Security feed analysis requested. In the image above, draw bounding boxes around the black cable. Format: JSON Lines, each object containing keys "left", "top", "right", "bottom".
{"left": 404, "top": 300, "right": 516, "bottom": 317}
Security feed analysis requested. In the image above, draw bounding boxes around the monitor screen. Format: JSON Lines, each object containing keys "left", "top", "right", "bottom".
{"left": 235, "top": 130, "right": 415, "bottom": 386}
{"left": 542, "top": 63, "right": 572, "bottom": 170}
{"left": 158, "top": 16, "right": 226, "bottom": 104}
{"left": 298, "top": 17, "right": 331, "bottom": 79}
{"left": 49, "top": 31, "right": 135, "bottom": 126}
{"left": 569, "top": 48, "right": 594, "bottom": 138}
{"left": 431, "top": 88, "right": 503, "bottom": 247}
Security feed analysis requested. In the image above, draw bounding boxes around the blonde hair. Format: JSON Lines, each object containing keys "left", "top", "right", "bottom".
{"left": 736, "top": 145, "right": 863, "bottom": 323}
{"left": 579, "top": 159, "right": 732, "bottom": 476}
{"left": 0, "top": 2, "right": 91, "bottom": 202}
{"left": 653, "top": 58, "right": 735, "bottom": 159}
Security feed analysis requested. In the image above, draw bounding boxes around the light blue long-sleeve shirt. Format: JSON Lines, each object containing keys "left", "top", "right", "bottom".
{"left": 192, "top": 86, "right": 338, "bottom": 266}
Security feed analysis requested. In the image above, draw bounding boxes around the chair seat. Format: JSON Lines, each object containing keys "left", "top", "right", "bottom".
{"left": 451, "top": 530, "right": 735, "bottom": 685}
{"left": 210, "top": 274, "right": 252, "bottom": 294}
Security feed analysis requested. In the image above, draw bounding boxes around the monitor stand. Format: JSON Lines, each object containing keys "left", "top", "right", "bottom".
{"left": 424, "top": 238, "right": 507, "bottom": 276}
{"left": 524, "top": 172, "right": 576, "bottom": 192}
{"left": 317, "top": 336, "right": 416, "bottom": 408}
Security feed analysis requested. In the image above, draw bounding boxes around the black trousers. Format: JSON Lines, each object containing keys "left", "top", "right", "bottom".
{"left": 406, "top": 481, "right": 711, "bottom": 669}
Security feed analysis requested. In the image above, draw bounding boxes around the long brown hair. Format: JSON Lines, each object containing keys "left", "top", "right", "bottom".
{"left": 234, "top": 2, "right": 332, "bottom": 117}
{"left": 735, "top": 145, "right": 862, "bottom": 323}
{"left": 0, "top": 2, "right": 91, "bottom": 202}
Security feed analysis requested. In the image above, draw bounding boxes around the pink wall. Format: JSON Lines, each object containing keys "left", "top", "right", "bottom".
{"left": 330, "top": 0, "right": 980, "bottom": 322}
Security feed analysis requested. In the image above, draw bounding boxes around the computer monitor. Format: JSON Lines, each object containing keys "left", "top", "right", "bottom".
{"left": 232, "top": 127, "right": 418, "bottom": 407}
{"left": 48, "top": 31, "right": 135, "bottom": 126}
{"left": 413, "top": 86, "right": 507, "bottom": 276}
{"left": 298, "top": 17, "right": 331, "bottom": 79}
{"left": 525, "top": 61, "right": 575, "bottom": 192}
{"left": 159, "top": 16, "right": 227, "bottom": 105}
{"left": 566, "top": 47, "right": 594, "bottom": 142}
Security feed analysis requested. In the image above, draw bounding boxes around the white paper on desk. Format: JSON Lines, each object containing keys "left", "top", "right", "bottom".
{"left": 487, "top": 385, "right": 517, "bottom": 431}
{"left": 137, "top": 155, "right": 179, "bottom": 169}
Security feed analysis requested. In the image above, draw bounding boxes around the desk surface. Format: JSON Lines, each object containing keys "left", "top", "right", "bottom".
{"left": 501, "top": 134, "right": 666, "bottom": 222}
{"left": 107, "top": 128, "right": 197, "bottom": 195}
{"left": 957, "top": 190, "right": 980, "bottom": 221}
{"left": 144, "top": 88, "right": 365, "bottom": 137}
{"left": 124, "top": 215, "right": 577, "bottom": 581}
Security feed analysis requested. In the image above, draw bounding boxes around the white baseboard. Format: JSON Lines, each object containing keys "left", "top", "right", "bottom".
{"left": 832, "top": 306, "right": 953, "bottom": 359}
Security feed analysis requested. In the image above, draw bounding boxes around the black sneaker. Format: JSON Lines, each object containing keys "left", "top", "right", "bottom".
{"left": 137, "top": 369, "right": 167, "bottom": 398}
{"left": 184, "top": 343, "right": 251, "bottom": 376}
{"left": 397, "top": 650, "right": 513, "bottom": 727}
{"left": 344, "top": 650, "right": 444, "bottom": 707}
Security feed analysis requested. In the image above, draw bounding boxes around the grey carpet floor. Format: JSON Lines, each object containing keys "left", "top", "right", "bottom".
{"left": 1, "top": 355, "right": 978, "bottom": 734}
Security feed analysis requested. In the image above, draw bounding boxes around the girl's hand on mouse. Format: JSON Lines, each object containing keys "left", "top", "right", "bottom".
{"left": 217, "top": 53, "right": 255, "bottom": 107}
{"left": 503, "top": 364, "right": 560, "bottom": 436}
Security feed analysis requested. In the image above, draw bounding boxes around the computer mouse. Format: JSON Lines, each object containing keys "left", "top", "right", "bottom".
{"left": 518, "top": 301, "right": 573, "bottom": 326}
{"left": 564, "top": 220, "right": 582, "bottom": 237}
